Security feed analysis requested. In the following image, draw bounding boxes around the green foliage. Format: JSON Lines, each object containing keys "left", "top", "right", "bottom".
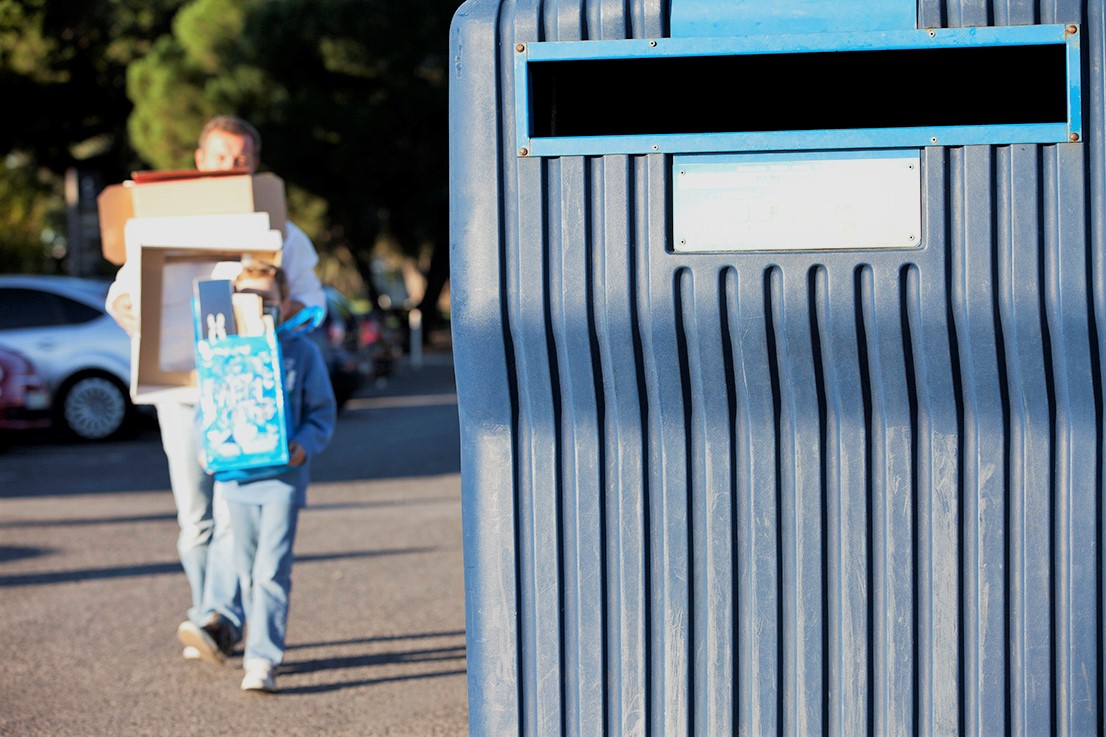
{"left": 126, "top": 0, "right": 457, "bottom": 285}
{"left": 0, "top": 0, "right": 66, "bottom": 84}
{"left": 0, "top": 153, "right": 64, "bottom": 272}
{"left": 174, "top": 0, "right": 255, "bottom": 74}
{"left": 126, "top": 35, "right": 215, "bottom": 169}
{"left": 0, "top": 0, "right": 185, "bottom": 175}
{"left": 0, "top": 0, "right": 185, "bottom": 272}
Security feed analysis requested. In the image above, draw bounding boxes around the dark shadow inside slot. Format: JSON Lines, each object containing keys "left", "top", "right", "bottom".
{"left": 528, "top": 44, "right": 1069, "bottom": 137}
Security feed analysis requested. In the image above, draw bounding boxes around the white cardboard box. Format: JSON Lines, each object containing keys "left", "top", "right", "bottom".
{"left": 124, "top": 213, "right": 283, "bottom": 405}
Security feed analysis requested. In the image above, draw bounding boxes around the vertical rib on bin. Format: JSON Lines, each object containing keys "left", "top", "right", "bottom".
{"left": 811, "top": 263, "right": 869, "bottom": 737}
{"left": 995, "top": 144, "right": 1054, "bottom": 737}
{"left": 1043, "top": 141, "right": 1098, "bottom": 737}
{"left": 771, "top": 264, "right": 827, "bottom": 737}
{"left": 948, "top": 144, "right": 1009, "bottom": 737}
{"left": 1087, "top": 3, "right": 1106, "bottom": 737}
{"left": 637, "top": 156, "right": 691, "bottom": 737}
{"left": 594, "top": 154, "right": 650, "bottom": 737}
{"left": 683, "top": 265, "right": 737, "bottom": 736}
{"left": 858, "top": 263, "right": 916, "bottom": 737}
{"left": 549, "top": 153, "right": 606, "bottom": 737}
{"left": 990, "top": 38, "right": 1056, "bottom": 737}
{"left": 729, "top": 265, "right": 782, "bottom": 737}
{"left": 507, "top": 4, "right": 563, "bottom": 736}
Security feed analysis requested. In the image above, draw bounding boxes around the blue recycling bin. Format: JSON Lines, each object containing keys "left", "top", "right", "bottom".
{"left": 450, "top": 1, "right": 1102, "bottom": 734}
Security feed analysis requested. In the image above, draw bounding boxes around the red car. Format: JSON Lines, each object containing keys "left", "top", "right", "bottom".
{"left": 0, "top": 344, "right": 52, "bottom": 432}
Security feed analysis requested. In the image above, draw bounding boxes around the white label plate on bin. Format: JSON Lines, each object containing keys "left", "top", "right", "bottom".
{"left": 673, "top": 151, "right": 922, "bottom": 252}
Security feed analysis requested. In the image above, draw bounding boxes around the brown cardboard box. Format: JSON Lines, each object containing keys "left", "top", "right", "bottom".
{"left": 124, "top": 213, "right": 283, "bottom": 404}
{"left": 98, "top": 172, "right": 287, "bottom": 265}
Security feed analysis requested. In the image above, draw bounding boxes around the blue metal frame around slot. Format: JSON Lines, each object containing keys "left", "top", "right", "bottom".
{"left": 670, "top": 0, "right": 917, "bottom": 37}
{"left": 513, "top": 24, "right": 1082, "bottom": 157}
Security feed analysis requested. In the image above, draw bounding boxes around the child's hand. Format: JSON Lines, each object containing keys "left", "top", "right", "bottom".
{"left": 288, "top": 441, "right": 306, "bottom": 467}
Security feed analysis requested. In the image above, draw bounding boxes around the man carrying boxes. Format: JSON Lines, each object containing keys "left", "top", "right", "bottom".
{"left": 102, "top": 115, "right": 325, "bottom": 663}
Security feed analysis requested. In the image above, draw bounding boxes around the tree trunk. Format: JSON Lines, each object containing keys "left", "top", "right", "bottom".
{"left": 415, "top": 237, "right": 450, "bottom": 341}
{"left": 352, "top": 248, "right": 384, "bottom": 310}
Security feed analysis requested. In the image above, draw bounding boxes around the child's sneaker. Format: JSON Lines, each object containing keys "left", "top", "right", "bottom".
{"left": 182, "top": 646, "right": 203, "bottom": 661}
{"left": 241, "top": 658, "right": 276, "bottom": 692}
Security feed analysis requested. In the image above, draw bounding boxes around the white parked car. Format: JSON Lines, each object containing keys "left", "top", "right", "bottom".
{"left": 0, "top": 275, "right": 134, "bottom": 440}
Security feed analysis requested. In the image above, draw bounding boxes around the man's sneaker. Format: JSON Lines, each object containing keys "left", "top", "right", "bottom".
{"left": 201, "top": 613, "right": 238, "bottom": 657}
{"left": 241, "top": 658, "right": 276, "bottom": 693}
{"left": 182, "top": 646, "right": 203, "bottom": 661}
{"left": 177, "top": 620, "right": 224, "bottom": 665}
{"left": 176, "top": 615, "right": 235, "bottom": 665}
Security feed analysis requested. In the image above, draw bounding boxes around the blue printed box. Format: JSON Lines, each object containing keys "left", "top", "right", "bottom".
{"left": 195, "top": 331, "right": 289, "bottom": 473}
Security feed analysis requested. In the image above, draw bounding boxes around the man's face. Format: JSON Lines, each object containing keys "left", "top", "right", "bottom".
{"left": 195, "top": 129, "right": 258, "bottom": 172}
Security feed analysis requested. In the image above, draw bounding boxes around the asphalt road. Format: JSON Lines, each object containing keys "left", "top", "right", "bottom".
{"left": 0, "top": 351, "right": 467, "bottom": 737}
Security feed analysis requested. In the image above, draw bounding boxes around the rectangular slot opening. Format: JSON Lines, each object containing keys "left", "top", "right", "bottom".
{"left": 528, "top": 44, "right": 1068, "bottom": 138}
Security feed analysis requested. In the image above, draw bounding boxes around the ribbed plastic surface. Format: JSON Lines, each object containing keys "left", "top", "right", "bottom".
{"left": 450, "top": 1, "right": 1104, "bottom": 734}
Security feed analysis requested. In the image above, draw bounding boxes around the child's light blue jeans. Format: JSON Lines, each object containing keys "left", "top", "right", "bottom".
{"left": 226, "top": 498, "right": 300, "bottom": 666}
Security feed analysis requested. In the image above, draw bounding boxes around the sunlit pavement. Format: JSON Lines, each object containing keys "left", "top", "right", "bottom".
{"left": 0, "top": 349, "right": 467, "bottom": 737}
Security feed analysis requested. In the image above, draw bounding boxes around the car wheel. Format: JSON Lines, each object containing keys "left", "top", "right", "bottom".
{"left": 57, "top": 372, "right": 133, "bottom": 441}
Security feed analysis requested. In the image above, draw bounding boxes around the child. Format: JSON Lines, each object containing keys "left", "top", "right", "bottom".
{"left": 180, "top": 260, "right": 336, "bottom": 692}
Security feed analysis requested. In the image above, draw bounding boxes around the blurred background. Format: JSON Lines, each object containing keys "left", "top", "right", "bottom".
{"left": 0, "top": 0, "right": 459, "bottom": 332}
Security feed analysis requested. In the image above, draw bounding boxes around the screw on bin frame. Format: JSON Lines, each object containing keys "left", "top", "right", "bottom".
{"left": 516, "top": 43, "right": 525, "bottom": 52}
{"left": 1070, "top": 132, "right": 1081, "bottom": 142}
{"left": 519, "top": 147, "right": 529, "bottom": 156}
{"left": 1066, "top": 24, "right": 1079, "bottom": 35}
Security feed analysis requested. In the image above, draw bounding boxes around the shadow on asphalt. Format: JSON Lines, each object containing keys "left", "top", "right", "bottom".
{"left": 276, "top": 628, "right": 469, "bottom": 696}
{"left": 0, "top": 498, "right": 455, "bottom": 531}
{"left": 0, "top": 545, "right": 53, "bottom": 564}
{"left": 0, "top": 546, "right": 438, "bottom": 587}
{"left": 277, "top": 667, "right": 469, "bottom": 696}
{"left": 286, "top": 629, "right": 465, "bottom": 650}
{"left": 282, "top": 645, "right": 467, "bottom": 676}
{"left": 0, "top": 512, "right": 178, "bottom": 529}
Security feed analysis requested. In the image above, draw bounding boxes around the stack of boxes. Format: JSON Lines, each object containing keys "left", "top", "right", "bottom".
{"left": 97, "top": 171, "right": 286, "bottom": 404}
{"left": 98, "top": 171, "right": 289, "bottom": 472}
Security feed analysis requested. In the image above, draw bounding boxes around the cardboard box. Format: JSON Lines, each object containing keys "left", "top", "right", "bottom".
{"left": 124, "top": 213, "right": 283, "bottom": 404}
{"left": 98, "top": 171, "right": 287, "bottom": 265}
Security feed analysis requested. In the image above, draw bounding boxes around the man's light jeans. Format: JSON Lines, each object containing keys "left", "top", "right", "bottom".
{"left": 156, "top": 401, "right": 243, "bottom": 637}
